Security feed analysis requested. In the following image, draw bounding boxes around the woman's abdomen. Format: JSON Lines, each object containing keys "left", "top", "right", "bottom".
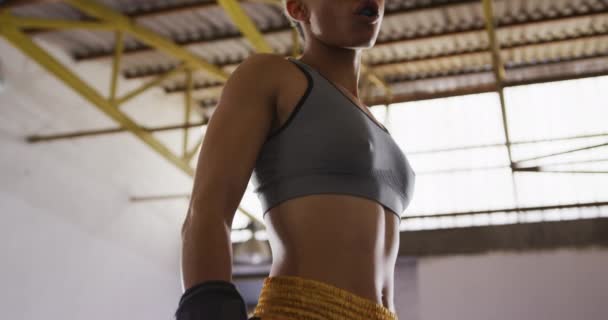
{"left": 263, "top": 193, "right": 400, "bottom": 305}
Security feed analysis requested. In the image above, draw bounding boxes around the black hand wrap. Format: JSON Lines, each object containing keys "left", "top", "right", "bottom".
{"left": 175, "top": 280, "right": 248, "bottom": 320}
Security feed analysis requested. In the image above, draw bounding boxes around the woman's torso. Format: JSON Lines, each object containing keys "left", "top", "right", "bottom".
{"left": 261, "top": 56, "right": 401, "bottom": 312}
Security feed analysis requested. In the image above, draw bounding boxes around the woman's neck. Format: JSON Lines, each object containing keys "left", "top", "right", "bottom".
{"left": 298, "top": 44, "right": 364, "bottom": 99}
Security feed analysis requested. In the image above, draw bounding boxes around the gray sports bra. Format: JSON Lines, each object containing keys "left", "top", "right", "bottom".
{"left": 251, "top": 57, "right": 416, "bottom": 219}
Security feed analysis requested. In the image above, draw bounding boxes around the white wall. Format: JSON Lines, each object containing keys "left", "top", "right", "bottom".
{"left": 394, "top": 256, "right": 420, "bottom": 320}
{"left": 1, "top": 39, "right": 193, "bottom": 319}
{"left": 0, "top": 194, "right": 180, "bottom": 319}
{"left": 417, "top": 248, "right": 608, "bottom": 320}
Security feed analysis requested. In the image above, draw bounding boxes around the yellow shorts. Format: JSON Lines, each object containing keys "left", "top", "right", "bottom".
{"left": 251, "top": 275, "right": 398, "bottom": 320}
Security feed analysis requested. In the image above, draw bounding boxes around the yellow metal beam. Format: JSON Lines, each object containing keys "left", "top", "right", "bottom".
{"left": 0, "top": 7, "right": 265, "bottom": 226}
{"left": 116, "top": 64, "right": 186, "bottom": 106}
{"left": 185, "top": 133, "right": 204, "bottom": 163}
{"left": 217, "top": 0, "right": 274, "bottom": 53}
{"left": 481, "top": 0, "right": 520, "bottom": 211}
{"left": 109, "top": 30, "right": 123, "bottom": 102}
{"left": 0, "top": 19, "right": 195, "bottom": 177}
{"left": 482, "top": 0, "right": 512, "bottom": 153}
{"left": 482, "top": 0, "right": 512, "bottom": 152}
{"left": 64, "top": 0, "right": 230, "bottom": 82}
{"left": 482, "top": 0, "right": 506, "bottom": 84}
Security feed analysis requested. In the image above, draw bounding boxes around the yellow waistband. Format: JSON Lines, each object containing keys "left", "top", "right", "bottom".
{"left": 252, "top": 275, "right": 398, "bottom": 320}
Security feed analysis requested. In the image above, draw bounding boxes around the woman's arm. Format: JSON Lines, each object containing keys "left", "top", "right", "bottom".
{"left": 180, "top": 53, "right": 280, "bottom": 291}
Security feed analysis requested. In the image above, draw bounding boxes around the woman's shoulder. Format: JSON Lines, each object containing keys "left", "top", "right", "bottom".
{"left": 236, "top": 53, "right": 296, "bottom": 82}
{"left": 239, "top": 53, "right": 293, "bottom": 72}
{"left": 237, "top": 53, "right": 307, "bottom": 93}
{"left": 223, "top": 53, "right": 292, "bottom": 103}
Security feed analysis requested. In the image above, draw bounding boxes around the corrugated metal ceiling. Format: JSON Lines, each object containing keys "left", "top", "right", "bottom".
{"left": 8, "top": 0, "right": 608, "bottom": 108}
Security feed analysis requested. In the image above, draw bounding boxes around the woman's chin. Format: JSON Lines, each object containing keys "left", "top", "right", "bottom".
{"left": 344, "top": 38, "right": 378, "bottom": 50}
{"left": 321, "top": 33, "right": 379, "bottom": 50}
{"left": 349, "top": 30, "right": 380, "bottom": 48}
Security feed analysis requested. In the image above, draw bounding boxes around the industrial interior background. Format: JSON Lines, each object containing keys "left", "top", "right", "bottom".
{"left": 1, "top": 0, "right": 607, "bottom": 319}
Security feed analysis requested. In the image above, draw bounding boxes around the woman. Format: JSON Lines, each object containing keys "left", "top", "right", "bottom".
{"left": 176, "top": 0, "right": 416, "bottom": 319}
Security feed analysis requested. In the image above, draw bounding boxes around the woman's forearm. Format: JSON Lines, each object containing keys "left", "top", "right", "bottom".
{"left": 180, "top": 214, "right": 233, "bottom": 291}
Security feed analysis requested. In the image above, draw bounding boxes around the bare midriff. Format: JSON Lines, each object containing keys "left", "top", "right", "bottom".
{"left": 263, "top": 194, "right": 400, "bottom": 313}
